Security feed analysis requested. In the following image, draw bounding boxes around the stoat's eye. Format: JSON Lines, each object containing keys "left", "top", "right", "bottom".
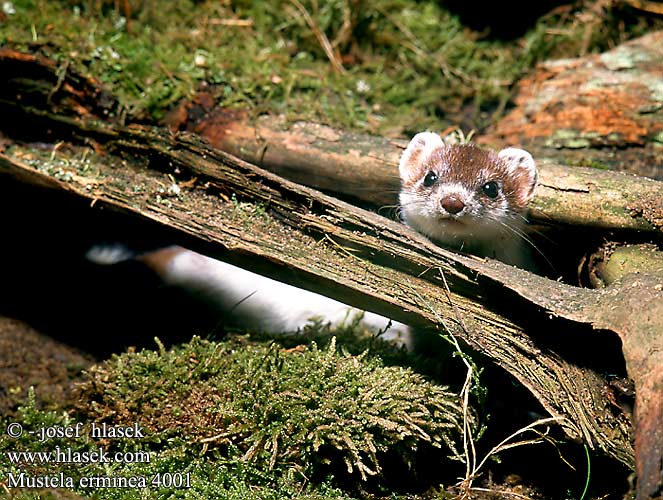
{"left": 481, "top": 181, "right": 500, "bottom": 199}
{"left": 423, "top": 171, "right": 438, "bottom": 187}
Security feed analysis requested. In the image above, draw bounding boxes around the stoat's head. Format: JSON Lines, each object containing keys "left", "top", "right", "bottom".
{"left": 398, "top": 132, "right": 538, "bottom": 247}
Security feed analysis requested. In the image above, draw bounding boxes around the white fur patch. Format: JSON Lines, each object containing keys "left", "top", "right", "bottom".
{"left": 399, "top": 132, "right": 444, "bottom": 182}
{"left": 498, "top": 147, "right": 538, "bottom": 204}
{"left": 499, "top": 147, "right": 537, "bottom": 179}
{"left": 162, "top": 250, "right": 413, "bottom": 348}
{"left": 86, "top": 244, "right": 135, "bottom": 265}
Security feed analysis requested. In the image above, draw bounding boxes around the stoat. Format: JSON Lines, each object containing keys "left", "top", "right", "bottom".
{"left": 88, "top": 244, "right": 413, "bottom": 348}
{"left": 398, "top": 132, "right": 538, "bottom": 270}
{"left": 89, "top": 133, "right": 538, "bottom": 347}
{"left": 142, "top": 247, "right": 412, "bottom": 347}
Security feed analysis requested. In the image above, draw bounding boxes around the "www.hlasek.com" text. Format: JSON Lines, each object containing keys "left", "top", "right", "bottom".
{"left": 6, "top": 447, "right": 151, "bottom": 464}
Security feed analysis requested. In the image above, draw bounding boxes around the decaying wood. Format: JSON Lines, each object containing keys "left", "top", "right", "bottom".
{"left": 585, "top": 242, "right": 663, "bottom": 287}
{"left": 0, "top": 48, "right": 124, "bottom": 123}
{"left": 488, "top": 30, "right": 663, "bottom": 181}
{"left": 183, "top": 109, "right": 663, "bottom": 236}
{"left": 2, "top": 45, "right": 663, "bottom": 497}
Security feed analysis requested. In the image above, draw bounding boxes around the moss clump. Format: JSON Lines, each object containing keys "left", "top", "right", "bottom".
{"left": 75, "top": 336, "right": 469, "bottom": 494}
{"left": 0, "top": 393, "right": 350, "bottom": 500}
{"left": 1, "top": 335, "right": 473, "bottom": 498}
{"left": 3, "top": 0, "right": 660, "bottom": 134}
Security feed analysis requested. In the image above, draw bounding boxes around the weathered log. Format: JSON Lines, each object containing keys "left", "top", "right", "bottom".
{"left": 0, "top": 128, "right": 635, "bottom": 467}
{"left": 488, "top": 30, "right": 663, "bottom": 180}
{"left": 2, "top": 45, "right": 663, "bottom": 497}
{"left": 170, "top": 104, "right": 663, "bottom": 244}
{"left": 186, "top": 109, "right": 663, "bottom": 237}
{"left": 585, "top": 242, "right": 663, "bottom": 288}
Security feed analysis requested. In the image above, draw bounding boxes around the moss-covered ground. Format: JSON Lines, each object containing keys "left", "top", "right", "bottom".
{"left": 2, "top": 0, "right": 660, "bottom": 135}
{"left": 1, "top": 332, "right": 476, "bottom": 499}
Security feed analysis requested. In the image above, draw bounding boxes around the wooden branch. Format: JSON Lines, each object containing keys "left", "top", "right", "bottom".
{"left": 189, "top": 110, "right": 663, "bottom": 236}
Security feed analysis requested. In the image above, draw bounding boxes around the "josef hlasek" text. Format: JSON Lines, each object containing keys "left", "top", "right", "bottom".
{"left": 33, "top": 422, "right": 144, "bottom": 443}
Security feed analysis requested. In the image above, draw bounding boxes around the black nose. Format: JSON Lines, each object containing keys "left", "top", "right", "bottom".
{"left": 440, "top": 196, "right": 465, "bottom": 215}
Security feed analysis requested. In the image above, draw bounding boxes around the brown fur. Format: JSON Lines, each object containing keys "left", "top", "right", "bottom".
{"left": 137, "top": 246, "right": 185, "bottom": 274}
{"left": 403, "top": 143, "right": 535, "bottom": 212}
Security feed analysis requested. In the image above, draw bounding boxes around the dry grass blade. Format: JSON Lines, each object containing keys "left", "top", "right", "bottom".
{"left": 457, "top": 416, "right": 567, "bottom": 497}
{"left": 290, "top": 0, "right": 346, "bottom": 73}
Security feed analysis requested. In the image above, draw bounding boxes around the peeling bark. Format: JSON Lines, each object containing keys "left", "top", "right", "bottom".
{"left": 174, "top": 108, "right": 663, "bottom": 238}
{"left": 487, "top": 31, "right": 663, "bottom": 181}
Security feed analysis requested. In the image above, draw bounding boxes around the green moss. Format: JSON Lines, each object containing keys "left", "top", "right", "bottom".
{"left": 652, "top": 130, "right": 663, "bottom": 147}
{"left": 1, "top": 336, "right": 471, "bottom": 499}
{"left": 3, "top": 0, "right": 659, "bottom": 135}
{"left": 567, "top": 157, "right": 611, "bottom": 170}
{"left": 545, "top": 129, "right": 592, "bottom": 149}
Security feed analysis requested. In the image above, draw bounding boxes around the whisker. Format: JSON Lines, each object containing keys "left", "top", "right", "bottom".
{"left": 398, "top": 199, "right": 428, "bottom": 209}
{"left": 503, "top": 211, "right": 560, "bottom": 252}
{"left": 493, "top": 217, "right": 556, "bottom": 272}
{"left": 518, "top": 221, "right": 560, "bottom": 248}
{"left": 377, "top": 204, "right": 399, "bottom": 215}
{"left": 379, "top": 204, "right": 400, "bottom": 210}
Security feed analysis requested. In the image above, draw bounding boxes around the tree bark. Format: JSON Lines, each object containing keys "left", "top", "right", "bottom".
{"left": 487, "top": 31, "right": 663, "bottom": 181}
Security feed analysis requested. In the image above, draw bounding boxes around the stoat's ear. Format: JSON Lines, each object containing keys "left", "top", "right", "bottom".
{"left": 399, "top": 132, "right": 444, "bottom": 184}
{"left": 498, "top": 147, "right": 538, "bottom": 205}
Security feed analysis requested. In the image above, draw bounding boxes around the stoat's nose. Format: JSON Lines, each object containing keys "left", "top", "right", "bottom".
{"left": 440, "top": 195, "right": 465, "bottom": 215}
